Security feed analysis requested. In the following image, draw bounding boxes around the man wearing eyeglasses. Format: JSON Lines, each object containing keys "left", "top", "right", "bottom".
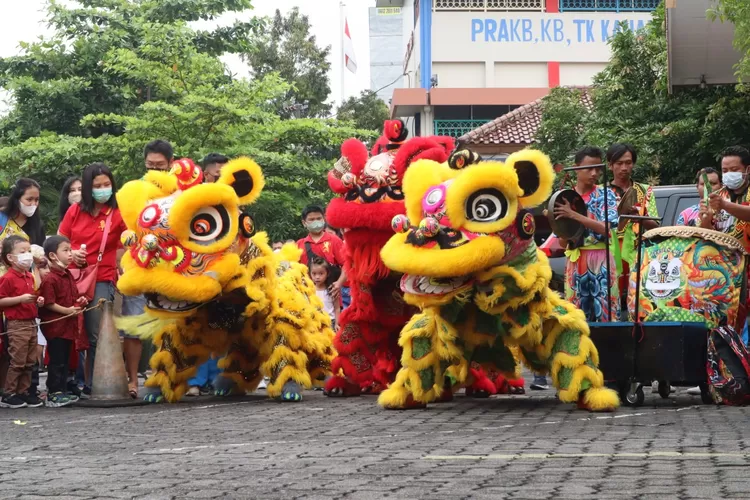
{"left": 144, "top": 140, "right": 174, "bottom": 172}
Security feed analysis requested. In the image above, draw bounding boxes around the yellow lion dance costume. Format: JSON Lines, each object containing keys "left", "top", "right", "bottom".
{"left": 116, "top": 158, "right": 335, "bottom": 403}
{"left": 378, "top": 148, "right": 620, "bottom": 411}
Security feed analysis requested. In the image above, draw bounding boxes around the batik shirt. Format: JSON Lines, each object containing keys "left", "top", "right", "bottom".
{"left": 713, "top": 185, "right": 750, "bottom": 252}
{"left": 676, "top": 204, "right": 700, "bottom": 227}
{"left": 580, "top": 187, "right": 619, "bottom": 247}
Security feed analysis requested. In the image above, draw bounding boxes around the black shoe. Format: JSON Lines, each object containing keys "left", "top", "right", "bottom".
{"left": 20, "top": 393, "right": 44, "bottom": 408}
{"left": 0, "top": 394, "right": 28, "bottom": 409}
{"left": 67, "top": 384, "right": 83, "bottom": 398}
{"left": 79, "top": 386, "right": 92, "bottom": 400}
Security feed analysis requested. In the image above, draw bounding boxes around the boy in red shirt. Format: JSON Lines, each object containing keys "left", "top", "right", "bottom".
{"left": 40, "top": 236, "right": 88, "bottom": 407}
{"left": 0, "top": 235, "right": 45, "bottom": 409}
{"left": 296, "top": 205, "right": 350, "bottom": 308}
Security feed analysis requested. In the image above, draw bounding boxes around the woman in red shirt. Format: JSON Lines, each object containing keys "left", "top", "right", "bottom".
{"left": 58, "top": 163, "right": 127, "bottom": 395}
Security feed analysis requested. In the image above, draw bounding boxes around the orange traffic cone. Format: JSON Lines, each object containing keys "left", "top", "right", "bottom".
{"left": 77, "top": 301, "right": 147, "bottom": 407}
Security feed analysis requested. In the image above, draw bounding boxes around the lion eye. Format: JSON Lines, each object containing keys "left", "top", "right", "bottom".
{"left": 466, "top": 189, "right": 508, "bottom": 222}
{"left": 188, "top": 206, "right": 230, "bottom": 244}
{"left": 138, "top": 204, "right": 161, "bottom": 228}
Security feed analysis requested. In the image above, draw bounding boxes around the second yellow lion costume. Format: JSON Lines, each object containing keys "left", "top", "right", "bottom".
{"left": 378, "top": 148, "right": 620, "bottom": 411}
{"left": 115, "top": 158, "right": 335, "bottom": 403}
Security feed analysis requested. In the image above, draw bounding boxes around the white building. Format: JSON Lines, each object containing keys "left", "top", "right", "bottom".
{"left": 369, "top": 6, "right": 405, "bottom": 102}
{"left": 379, "top": 0, "right": 656, "bottom": 138}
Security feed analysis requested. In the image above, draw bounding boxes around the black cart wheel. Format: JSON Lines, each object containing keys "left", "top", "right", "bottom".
{"left": 657, "top": 381, "right": 671, "bottom": 399}
{"left": 699, "top": 383, "right": 715, "bottom": 405}
{"left": 623, "top": 385, "right": 645, "bottom": 407}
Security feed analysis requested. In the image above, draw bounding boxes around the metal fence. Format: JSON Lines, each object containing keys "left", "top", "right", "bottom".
{"left": 559, "top": 0, "right": 660, "bottom": 11}
{"left": 434, "top": 0, "right": 544, "bottom": 11}
{"left": 433, "top": 119, "right": 490, "bottom": 138}
{"left": 434, "top": 0, "right": 659, "bottom": 10}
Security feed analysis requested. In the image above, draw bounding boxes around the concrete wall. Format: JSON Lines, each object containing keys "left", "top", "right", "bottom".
{"left": 399, "top": 9, "right": 651, "bottom": 90}
{"left": 369, "top": 7, "right": 405, "bottom": 103}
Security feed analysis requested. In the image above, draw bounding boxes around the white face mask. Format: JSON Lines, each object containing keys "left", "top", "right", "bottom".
{"left": 723, "top": 171, "right": 746, "bottom": 190}
{"left": 19, "top": 202, "right": 37, "bottom": 218}
{"left": 68, "top": 192, "right": 82, "bottom": 204}
{"left": 15, "top": 252, "right": 33, "bottom": 270}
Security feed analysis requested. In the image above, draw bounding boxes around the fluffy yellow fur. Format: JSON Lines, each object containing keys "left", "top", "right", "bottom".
{"left": 504, "top": 149, "right": 555, "bottom": 208}
{"left": 169, "top": 184, "right": 240, "bottom": 255}
{"left": 445, "top": 161, "right": 521, "bottom": 235}
{"left": 401, "top": 159, "right": 450, "bottom": 223}
{"left": 217, "top": 156, "right": 265, "bottom": 206}
{"left": 116, "top": 157, "right": 335, "bottom": 403}
{"left": 117, "top": 253, "right": 241, "bottom": 306}
{"left": 381, "top": 231, "right": 506, "bottom": 278}
{"left": 378, "top": 148, "right": 619, "bottom": 411}
{"left": 117, "top": 177, "right": 172, "bottom": 230}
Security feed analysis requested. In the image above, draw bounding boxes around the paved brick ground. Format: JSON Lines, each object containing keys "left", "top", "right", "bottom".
{"left": 0, "top": 382, "right": 747, "bottom": 500}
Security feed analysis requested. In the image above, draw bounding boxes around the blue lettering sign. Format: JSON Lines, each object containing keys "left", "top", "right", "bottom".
{"left": 509, "top": 19, "right": 521, "bottom": 41}
{"left": 585, "top": 20, "right": 595, "bottom": 42}
{"left": 573, "top": 19, "right": 585, "bottom": 43}
{"left": 553, "top": 19, "right": 564, "bottom": 42}
{"left": 522, "top": 19, "right": 532, "bottom": 41}
{"left": 470, "top": 16, "right": 648, "bottom": 45}
{"left": 541, "top": 19, "right": 551, "bottom": 42}
{"left": 471, "top": 19, "right": 483, "bottom": 42}
{"left": 485, "top": 19, "right": 497, "bottom": 41}
{"left": 498, "top": 19, "right": 510, "bottom": 42}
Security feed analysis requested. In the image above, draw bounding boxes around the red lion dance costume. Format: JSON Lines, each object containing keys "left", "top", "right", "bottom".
{"left": 324, "top": 123, "right": 527, "bottom": 399}
{"left": 324, "top": 121, "right": 454, "bottom": 396}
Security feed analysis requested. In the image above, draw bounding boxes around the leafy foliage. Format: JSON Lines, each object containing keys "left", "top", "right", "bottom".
{"left": 246, "top": 7, "right": 333, "bottom": 119}
{"left": 336, "top": 90, "right": 390, "bottom": 132}
{"left": 710, "top": 0, "right": 750, "bottom": 85}
{"left": 536, "top": 5, "right": 750, "bottom": 186}
{"left": 0, "top": 0, "right": 375, "bottom": 241}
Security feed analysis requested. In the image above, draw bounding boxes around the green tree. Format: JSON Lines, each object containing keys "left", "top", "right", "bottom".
{"left": 710, "top": 0, "right": 750, "bottom": 85}
{"left": 0, "top": 0, "right": 263, "bottom": 142}
{"left": 0, "top": 0, "right": 374, "bottom": 241}
{"left": 336, "top": 90, "right": 390, "bottom": 132}
{"left": 246, "top": 7, "right": 332, "bottom": 118}
{"left": 535, "top": 4, "right": 750, "bottom": 186}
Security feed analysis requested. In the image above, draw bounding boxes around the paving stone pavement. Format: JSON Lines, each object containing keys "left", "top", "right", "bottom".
{"left": 0, "top": 382, "right": 748, "bottom": 500}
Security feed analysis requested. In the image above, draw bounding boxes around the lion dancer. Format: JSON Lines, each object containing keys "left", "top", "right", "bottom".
{"left": 377, "top": 148, "right": 620, "bottom": 411}
{"left": 324, "top": 120, "right": 454, "bottom": 397}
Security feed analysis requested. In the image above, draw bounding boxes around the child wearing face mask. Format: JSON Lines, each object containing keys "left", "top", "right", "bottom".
{"left": 0, "top": 235, "right": 45, "bottom": 409}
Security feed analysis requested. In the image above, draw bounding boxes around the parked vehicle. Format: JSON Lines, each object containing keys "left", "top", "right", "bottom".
{"left": 536, "top": 185, "right": 699, "bottom": 293}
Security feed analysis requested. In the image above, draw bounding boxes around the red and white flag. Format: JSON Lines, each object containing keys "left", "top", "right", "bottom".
{"left": 343, "top": 18, "right": 357, "bottom": 74}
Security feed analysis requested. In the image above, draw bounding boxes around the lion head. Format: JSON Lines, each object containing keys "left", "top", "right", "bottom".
{"left": 116, "top": 157, "right": 263, "bottom": 314}
{"left": 380, "top": 148, "right": 554, "bottom": 297}
{"left": 326, "top": 120, "right": 454, "bottom": 233}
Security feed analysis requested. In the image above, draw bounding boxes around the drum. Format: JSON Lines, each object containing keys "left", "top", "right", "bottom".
{"left": 547, "top": 189, "right": 587, "bottom": 244}
{"left": 628, "top": 226, "right": 748, "bottom": 330}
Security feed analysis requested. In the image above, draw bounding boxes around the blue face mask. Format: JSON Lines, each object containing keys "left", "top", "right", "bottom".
{"left": 92, "top": 187, "right": 112, "bottom": 204}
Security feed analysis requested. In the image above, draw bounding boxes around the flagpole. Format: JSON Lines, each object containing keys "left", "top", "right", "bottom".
{"left": 340, "top": 1, "right": 346, "bottom": 106}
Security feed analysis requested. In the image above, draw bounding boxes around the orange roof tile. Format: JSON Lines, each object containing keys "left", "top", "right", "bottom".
{"left": 459, "top": 88, "right": 593, "bottom": 146}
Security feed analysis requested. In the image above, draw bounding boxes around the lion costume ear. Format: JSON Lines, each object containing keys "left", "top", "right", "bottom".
{"left": 504, "top": 149, "right": 554, "bottom": 208}
{"left": 217, "top": 157, "right": 265, "bottom": 206}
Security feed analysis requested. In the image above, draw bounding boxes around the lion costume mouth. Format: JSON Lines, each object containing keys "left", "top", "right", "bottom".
{"left": 400, "top": 274, "right": 472, "bottom": 296}
{"left": 145, "top": 293, "right": 201, "bottom": 312}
